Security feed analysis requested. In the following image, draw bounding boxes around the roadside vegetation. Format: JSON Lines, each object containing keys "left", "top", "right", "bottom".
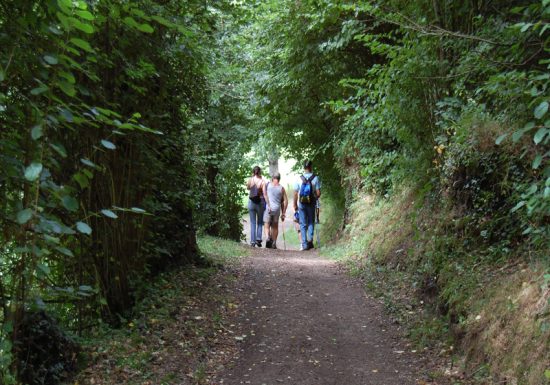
{"left": 76, "top": 236, "right": 247, "bottom": 385}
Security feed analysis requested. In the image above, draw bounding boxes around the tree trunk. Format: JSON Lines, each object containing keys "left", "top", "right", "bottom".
{"left": 268, "top": 149, "right": 279, "bottom": 177}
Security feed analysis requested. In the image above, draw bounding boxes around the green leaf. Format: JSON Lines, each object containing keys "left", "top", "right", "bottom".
{"left": 50, "top": 143, "right": 67, "bottom": 158}
{"left": 534, "top": 101, "right": 549, "bottom": 119}
{"left": 534, "top": 128, "right": 548, "bottom": 144}
{"left": 520, "top": 23, "right": 532, "bottom": 32}
{"left": 57, "top": 0, "right": 72, "bottom": 9}
{"left": 58, "top": 80, "right": 76, "bottom": 97}
{"left": 16, "top": 209, "right": 33, "bottom": 224}
{"left": 511, "top": 200, "right": 526, "bottom": 213}
{"left": 24, "top": 163, "right": 43, "bottom": 181}
{"left": 37, "top": 263, "right": 51, "bottom": 275}
{"left": 131, "top": 207, "right": 146, "bottom": 214}
{"left": 532, "top": 154, "right": 543, "bottom": 169}
{"left": 512, "top": 122, "right": 535, "bottom": 142}
{"left": 59, "top": 71, "right": 76, "bottom": 84}
{"left": 150, "top": 15, "right": 174, "bottom": 27}
{"left": 0, "top": 69, "right": 4, "bottom": 82}
{"left": 43, "top": 55, "right": 58, "bottom": 65}
{"left": 62, "top": 196, "right": 79, "bottom": 212}
{"left": 44, "top": 234, "right": 60, "bottom": 244}
{"left": 495, "top": 133, "right": 507, "bottom": 145}
{"left": 80, "top": 158, "right": 96, "bottom": 168}
{"left": 137, "top": 23, "right": 154, "bottom": 33}
{"left": 123, "top": 16, "right": 139, "bottom": 28}
{"left": 75, "top": 0, "right": 88, "bottom": 9}
{"left": 31, "top": 85, "right": 49, "bottom": 95}
{"left": 525, "top": 184, "right": 538, "bottom": 196}
{"left": 544, "top": 186, "right": 550, "bottom": 199}
{"left": 49, "top": 25, "right": 63, "bottom": 35}
{"left": 101, "top": 209, "right": 118, "bottom": 219}
{"left": 76, "top": 221, "right": 92, "bottom": 235}
{"left": 56, "top": 246, "right": 74, "bottom": 257}
{"left": 69, "top": 17, "right": 94, "bottom": 34}
{"left": 76, "top": 10, "right": 94, "bottom": 21}
{"left": 545, "top": 369, "right": 550, "bottom": 380}
{"left": 70, "top": 38, "right": 94, "bottom": 53}
{"left": 73, "top": 172, "right": 90, "bottom": 188}
{"left": 100, "top": 139, "right": 116, "bottom": 150}
{"left": 31, "top": 125, "right": 43, "bottom": 140}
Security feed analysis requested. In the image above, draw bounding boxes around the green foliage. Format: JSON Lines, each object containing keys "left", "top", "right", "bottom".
{"left": 0, "top": 0, "right": 252, "bottom": 382}
{"left": 242, "top": 0, "right": 548, "bottom": 244}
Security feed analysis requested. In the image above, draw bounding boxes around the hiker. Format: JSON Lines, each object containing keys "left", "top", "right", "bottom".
{"left": 293, "top": 160, "right": 321, "bottom": 250}
{"left": 263, "top": 172, "right": 288, "bottom": 249}
{"left": 247, "top": 166, "right": 266, "bottom": 247}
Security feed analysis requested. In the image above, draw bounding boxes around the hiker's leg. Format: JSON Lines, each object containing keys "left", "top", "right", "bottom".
{"left": 256, "top": 201, "right": 265, "bottom": 242}
{"left": 294, "top": 221, "right": 302, "bottom": 247}
{"left": 306, "top": 205, "right": 315, "bottom": 243}
{"left": 263, "top": 210, "right": 271, "bottom": 241}
{"left": 271, "top": 210, "right": 280, "bottom": 241}
{"left": 248, "top": 200, "right": 256, "bottom": 245}
{"left": 299, "top": 207, "right": 307, "bottom": 250}
{"left": 264, "top": 221, "right": 270, "bottom": 240}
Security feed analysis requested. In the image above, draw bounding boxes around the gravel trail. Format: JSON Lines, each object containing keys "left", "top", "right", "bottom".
{"left": 214, "top": 246, "right": 429, "bottom": 385}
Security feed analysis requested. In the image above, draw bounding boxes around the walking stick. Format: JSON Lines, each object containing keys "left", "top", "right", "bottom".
{"left": 316, "top": 210, "right": 321, "bottom": 248}
{"left": 281, "top": 216, "right": 287, "bottom": 251}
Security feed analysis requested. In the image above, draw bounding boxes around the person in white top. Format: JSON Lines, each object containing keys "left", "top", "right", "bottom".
{"left": 263, "top": 172, "right": 288, "bottom": 249}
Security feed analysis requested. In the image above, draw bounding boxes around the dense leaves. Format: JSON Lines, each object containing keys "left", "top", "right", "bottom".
{"left": 0, "top": 1, "right": 249, "bottom": 383}
{"left": 239, "top": 0, "right": 548, "bottom": 241}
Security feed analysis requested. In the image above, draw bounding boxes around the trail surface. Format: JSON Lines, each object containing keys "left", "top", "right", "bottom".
{"left": 214, "top": 246, "right": 430, "bottom": 385}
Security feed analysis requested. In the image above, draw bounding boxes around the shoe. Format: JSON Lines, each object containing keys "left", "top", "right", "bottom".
{"left": 256, "top": 240, "right": 262, "bottom": 248}
{"left": 307, "top": 241, "right": 314, "bottom": 250}
{"left": 300, "top": 245, "right": 304, "bottom": 251}
{"left": 250, "top": 242, "right": 256, "bottom": 247}
{"left": 266, "top": 239, "right": 273, "bottom": 249}
{"left": 272, "top": 242, "right": 277, "bottom": 249}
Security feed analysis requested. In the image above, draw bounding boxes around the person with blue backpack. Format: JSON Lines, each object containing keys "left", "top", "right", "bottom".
{"left": 293, "top": 160, "right": 321, "bottom": 251}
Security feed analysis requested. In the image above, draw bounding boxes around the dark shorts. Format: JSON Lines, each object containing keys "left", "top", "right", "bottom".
{"left": 264, "top": 209, "right": 280, "bottom": 225}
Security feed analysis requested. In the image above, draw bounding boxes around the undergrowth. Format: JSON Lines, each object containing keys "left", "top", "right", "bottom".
{"left": 322, "top": 188, "right": 550, "bottom": 385}
{"left": 74, "top": 236, "right": 247, "bottom": 384}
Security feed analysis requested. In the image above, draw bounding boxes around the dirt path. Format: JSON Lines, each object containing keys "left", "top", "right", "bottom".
{"left": 212, "top": 246, "right": 431, "bottom": 385}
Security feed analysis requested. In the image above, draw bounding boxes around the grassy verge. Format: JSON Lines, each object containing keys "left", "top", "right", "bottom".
{"left": 322, "top": 187, "right": 550, "bottom": 384}
{"left": 198, "top": 234, "right": 250, "bottom": 265}
{"left": 75, "top": 236, "right": 248, "bottom": 385}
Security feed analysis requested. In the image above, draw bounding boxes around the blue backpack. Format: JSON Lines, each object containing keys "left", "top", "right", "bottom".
{"left": 299, "top": 174, "right": 316, "bottom": 205}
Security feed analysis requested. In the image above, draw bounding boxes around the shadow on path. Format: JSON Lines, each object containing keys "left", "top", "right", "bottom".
{"left": 214, "top": 246, "right": 429, "bottom": 385}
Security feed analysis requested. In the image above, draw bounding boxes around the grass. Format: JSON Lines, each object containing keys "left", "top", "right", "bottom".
{"left": 198, "top": 234, "right": 249, "bottom": 265}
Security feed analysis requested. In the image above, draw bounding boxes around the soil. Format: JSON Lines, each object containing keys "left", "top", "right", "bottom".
{"left": 211, "top": 245, "right": 435, "bottom": 385}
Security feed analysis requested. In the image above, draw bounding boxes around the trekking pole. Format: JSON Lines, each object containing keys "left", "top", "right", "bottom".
{"left": 282, "top": 217, "right": 287, "bottom": 251}
{"left": 316, "top": 216, "right": 321, "bottom": 248}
